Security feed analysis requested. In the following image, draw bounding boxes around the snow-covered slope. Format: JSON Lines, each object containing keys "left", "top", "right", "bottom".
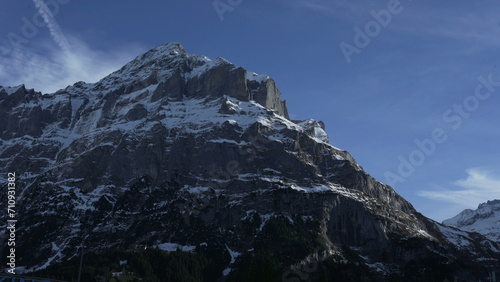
{"left": 443, "top": 200, "right": 500, "bottom": 242}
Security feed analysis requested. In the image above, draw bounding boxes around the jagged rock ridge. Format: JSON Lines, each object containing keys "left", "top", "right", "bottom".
{"left": 0, "top": 43, "right": 498, "bottom": 281}
{"left": 444, "top": 199, "right": 500, "bottom": 242}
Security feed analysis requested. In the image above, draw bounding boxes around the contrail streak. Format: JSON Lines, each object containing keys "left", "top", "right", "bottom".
{"left": 32, "top": 0, "right": 72, "bottom": 53}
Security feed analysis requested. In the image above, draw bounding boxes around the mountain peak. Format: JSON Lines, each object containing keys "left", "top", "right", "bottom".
{"left": 0, "top": 84, "right": 28, "bottom": 95}
{"left": 83, "top": 42, "right": 289, "bottom": 118}
{"left": 484, "top": 199, "right": 500, "bottom": 207}
{"left": 97, "top": 42, "right": 190, "bottom": 87}
{"left": 443, "top": 199, "right": 500, "bottom": 242}
{"left": 151, "top": 42, "right": 187, "bottom": 55}
{"left": 129, "top": 42, "right": 188, "bottom": 66}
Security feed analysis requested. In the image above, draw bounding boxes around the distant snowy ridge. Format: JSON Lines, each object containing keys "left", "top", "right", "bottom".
{"left": 443, "top": 200, "right": 500, "bottom": 242}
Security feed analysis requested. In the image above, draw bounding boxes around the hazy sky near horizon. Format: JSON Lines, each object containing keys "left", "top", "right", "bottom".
{"left": 1, "top": 0, "right": 500, "bottom": 221}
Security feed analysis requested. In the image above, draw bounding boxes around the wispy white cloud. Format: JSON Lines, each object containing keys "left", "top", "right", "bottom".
{"left": 394, "top": 7, "right": 500, "bottom": 49}
{"left": 32, "top": 0, "right": 72, "bottom": 53}
{"left": 0, "top": 37, "right": 144, "bottom": 93}
{"left": 291, "top": 0, "right": 500, "bottom": 49}
{"left": 418, "top": 168, "right": 500, "bottom": 208}
{"left": 291, "top": 0, "right": 336, "bottom": 14}
{"left": 289, "top": 0, "right": 378, "bottom": 21}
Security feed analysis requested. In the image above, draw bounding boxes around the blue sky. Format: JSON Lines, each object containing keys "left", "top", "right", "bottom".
{"left": 1, "top": 0, "right": 500, "bottom": 222}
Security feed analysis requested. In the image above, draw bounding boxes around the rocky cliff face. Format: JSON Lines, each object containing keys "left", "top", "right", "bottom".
{"left": 0, "top": 43, "right": 498, "bottom": 281}
{"left": 444, "top": 200, "right": 500, "bottom": 243}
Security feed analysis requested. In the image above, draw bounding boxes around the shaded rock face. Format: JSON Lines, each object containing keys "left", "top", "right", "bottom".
{"left": 0, "top": 43, "right": 498, "bottom": 280}
{"left": 0, "top": 85, "right": 45, "bottom": 139}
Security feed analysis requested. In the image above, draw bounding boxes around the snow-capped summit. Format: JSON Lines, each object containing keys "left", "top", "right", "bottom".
{"left": 443, "top": 200, "right": 500, "bottom": 242}
{"left": 62, "top": 42, "right": 289, "bottom": 119}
